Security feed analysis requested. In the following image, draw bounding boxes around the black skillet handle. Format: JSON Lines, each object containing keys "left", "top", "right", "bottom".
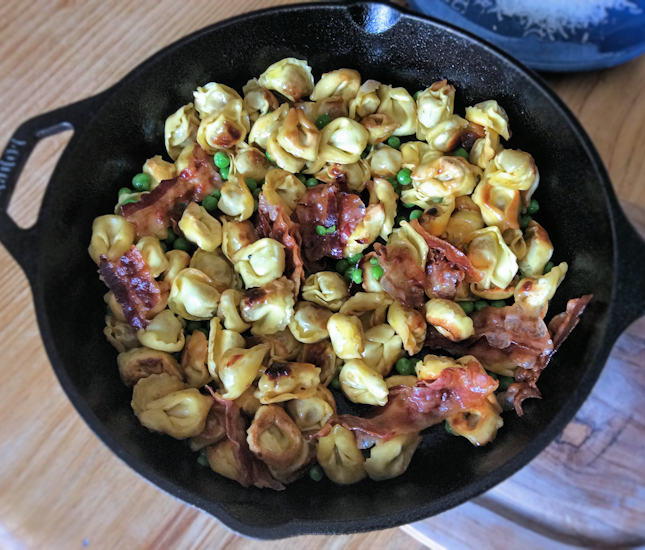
{"left": 608, "top": 202, "right": 645, "bottom": 342}
{"left": 0, "top": 92, "right": 109, "bottom": 275}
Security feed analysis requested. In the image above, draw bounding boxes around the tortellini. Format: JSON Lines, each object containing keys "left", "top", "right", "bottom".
{"left": 361, "top": 113, "right": 398, "bottom": 144}
{"left": 163, "top": 250, "right": 191, "bottom": 285}
{"left": 369, "top": 144, "right": 402, "bottom": 177}
{"left": 465, "top": 100, "right": 511, "bottom": 140}
{"left": 318, "top": 117, "right": 369, "bottom": 164}
{"left": 181, "top": 329, "right": 211, "bottom": 387}
{"left": 143, "top": 155, "right": 176, "bottom": 188}
{"left": 424, "top": 299, "right": 474, "bottom": 342}
{"left": 240, "top": 277, "right": 295, "bottom": 336}
{"left": 206, "top": 317, "right": 245, "bottom": 381}
{"left": 514, "top": 262, "right": 568, "bottom": 318}
{"left": 446, "top": 394, "right": 503, "bottom": 446}
{"left": 131, "top": 373, "right": 185, "bottom": 415}
{"left": 467, "top": 226, "right": 518, "bottom": 290}
{"left": 193, "top": 82, "right": 244, "bottom": 119}
{"left": 137, "top": 310, "right": 185, "bottom": 352}
{"left": 339, "top": 291, "right": 392, "bottom": 330}
{"left": 248, "top": 103, "right": 289, "bottom": 149}
{"left": 242, "top": 78, "right": 279, "bottom": 122}
{"left": 302, "top": 272, "right": 349, "bottom": 311}
{"left": 262, "top": 168, "right": 307, "bottom": 214}
{"left": 276, "top": 108, "right": 321, "bottom": 162}
{"left": 288, "top": 301, "right": 332, "bottom": 343}
{"left": 251, "top": 329, "right": 303, "bottom": 363}
{"left": 343, "top": 204, "right": 385, "bottom": 258}
{"left": 221, "top": 219, "right": 257, "bottom": 262}
{"left": 416, "top": 80, "right": 455, "bottom": 131}
{"left": 369, "top": 177, "right": 398, "bottom": 240}
{"left": 387, "top": 301, "right": 427, "bottom": 355}
{"left": 178, "top": 203, "right": 222, "bottom": 252}
{"left": 415, "top": 353, "right": 460, "bottom": 380}
{"left": 190, "top": 249, "right": 238, "bottom": 293}
{"left": 255, "top": 361, "right": 320, "bottom": 404}
{"left": 444, "top": 196, "right": 485, "bottom": 248}
{"left": 387, "top": 221, "right": 429, "bottom": 271}
{"left": 117, "top": 347, "right": 182, "bottom": 386}
{"left": 339, "top": 359, "right": 388, "bottom": 406}
{"left": 258, "top": 57, "right": 314, "bottom": 102}
{"left": 218, "top": 176, "right": 255, "bottom": 221}
{"left": 232, "top": 142, "right": 271, "bottom": 181}
{"left": 518, "top": 220, "right": 553, "bottom": 276}
{"left": 286, "top": 386, "right": 336, "bottom": 433}
{"left": 470, "top": 127, "right": 502, "bottom": 170}
{"left": 349, "top": 79, "right": 381, "bottom": 119}
{"left": 136, "top": 236, "right": 168, "bottom": 278}
{"left": 216, "top": 288, "right": 251, "bottom": 332}
{"left": 361, "top": 324, "right": 403, "bottom": 376}
{"left": 377, "top": 85, "right": 417, "bottom": 136}
{"left": 88, "top": 215, "right": 135, "bottom": 264}
{"left": 327, "top": 313, "right": 365, "bottom": 360}
{"left": 364, "top": 433, "right": 421, "bottom": 481}
{"left": 232, "top": 238, "right": 285, "bottom": 288}
{"left": 317, "top": 425, "right": 366, "bottom": 485}
{"left": 298, "top": 340, "right": 339, "bottom": 387}
{"left": 314, "top": 161, "right": 370, "bottom": 193}
{"left": 206, "top": 439, "right": 244, "bottom": 482}
{"left": 484, "top": 149, "right": 538, "bottom": 192}
{"left": 164, "top": 103, "right": 199, "bottom": 160}
{"left": 196, "top": 105, "right": 248, "bottom": 151}
{"left": 168, "top": 268, "right": 220, "bottom": 320}
{"left": 472, "top": 180, "right": 520, "bottom": 231}
{"left": 408, "top": 156, "right": 480, "bottom": 200}
{"left": 312, "top": 68, "right": 361, "bottom": 102}
{"left": 217, "top": 343, "right": 269, "bottom": 400}
{"left": 104, "top": 315, "right": 139, "bottom": 353}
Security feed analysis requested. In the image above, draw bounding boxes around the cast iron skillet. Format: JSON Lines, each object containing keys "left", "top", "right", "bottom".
{"left": 1, "top": 1, "right": 643, "bottom": 539}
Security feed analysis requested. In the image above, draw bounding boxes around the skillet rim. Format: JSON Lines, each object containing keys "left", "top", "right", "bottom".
{"left": 31, "top": 0, "right": 621, "bottom": 538}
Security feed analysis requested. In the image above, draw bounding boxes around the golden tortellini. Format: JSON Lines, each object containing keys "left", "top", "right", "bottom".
{"left": 137, "top": 310, "right": 185, "bottom": 352}
{"left": 387, "top": 221, "right": 429, "bottom": 271}
{"left": 181, "top": 329, "right": 211, "bottom": 388}
{"left": 255, "top": 361, "right": 320, "bottom": 404}
{"left": 233, "top": 238, "right": 285, "bottom": 288}
{"left": 369, "top": 177, "right": 398, "bottom": 240}
{"left": 377, "top": 85, "right": 417, "bottom": 136}
{"left": 444, "top": 196, "right": 485, "bottom": 248}
{"left": 472, "top": 180, "right": 520, "bottom": 231}
{"left": 135, "top": 236, "right": 168, "bottom": 278}
{"left": 349, "top": 79, "right": 381, "bottom": 119}
{"left": 258, "top": 57, "right": 314, "bottom": 102}
{"left": 217, "top": 343, "right": 269, "bottom": 400}
{"left": 88, "top": 215, "right": 135, "bottom": 264}
{"left": 168, "top": 268, "right": 220, "bottom": 320}
{"left": 206, "top": 317, "right": 245, "bottom": 381}
{"left": 262, "top": 168, "right": 307, "bottom": 214}
{"left": 424, "top": 299, "right": 474, "bottom": 342}
{"left": 518, "top": 220, "right": 553, "bottom": 276}
{"left": 327, "top": 313, "right": 365, "bottom": 360}
{"left": 302, "top": 272, "right": 348, "bottom": 311}
{"left": 242, "top": 78, "right": 279, "bottom": 122}
{"left": 369, "top": 144, "right": 402, "bottom": 177}
{"left": 465, "top": 99, "right": 511, "bottom": 140}
{"left": 286, "top": 386, "right": 336, "bottom": 433}
{"left": 288, "top": 301, "right": 332, "bottom": 344}
{"left": 221, "top": 219, "right": 257, "bottom": 262}
{"left": 361, "top": 324, "right": 403, "bottom": 376}
{"left": 218, "top": 176, "right": 255, "bottom": 221}
{"left": 276, "top": 108, "right": 320, "bottom": 163}
{"left": 446, "top": 394, "right": 503, "bottom": 446}
{"left": 408, "top": 156, "right": 480, "bottom": 201}
{"left": 240, "top": 277, "right": 295, "bottom": 336}
{"left": 232, "top": 142, "right": 271, "bottom": 181}
{"left": 163, "top": 250, "right": 191, "bottom": 285}
{"left": 415, "top": 353, "right": 460, "bottom": 380}
{"left": 143, "top": 155, "right": 176, "bottom": 188}
{"left": 196, "top": 101, "right": 248, "bottom": 151}
{"left": 364, "top": 433, "right": 421, "bottom": 481}
{"left": 178, "top": 203, "right": 222, "bottom": 252}
{"left": 339, "top": 359, "right": 388, "bottom": 406}
{"left": 131, "top": 372, "right": 185, "bottom": 415}
{"left": 343, "top": 204, "right": 385, "bottom": 258}
{"left": 314, "top": 160, "right": 370, "bottom": 193}
{"left": 252, "top": 329, "right": 303, "bottom": 363}
{"left": 318, "top": 117, "right": 369, "bottom": 164}
{"left": 317, "top": 425, "right": 366, "bottom": 485}
{"left": 117, "top": 347, "right": 182, "bottom": 386}
{"left": 104, "top": 315, "right": 139, "bottom": 353}
{"left": 416, "top": 80, "right": 455, "bottom": 132}
{"left": 467, "top": 226, "right": 518, "bottom": 290}
{"left": 248, "top": 103, "right": 289, "bottom": 149}
{"left": 339, "top": 291, "right": 392, "bottom": 330}
{"left": 216, "top": 288, "right": 251, "bottom": 332}
{"left": 164, "top": 103, "right": 199, "bottom": 160}
{"left": 361, "top": 113, "right": 398, "bottom": 144}
{"left": 312, "top": 68, "right": 361, "bottom": 102}
{"left": 190, "top": 249, "right": 239, "bottom": 293}
{"left": 387, "top": 301, "right": 427, "bottom": 355}
{"left": 484, "top": 149, "right": 538, "bottom": 192}
{"left": 514, "top": 262, "right": 568, "bottom": 318}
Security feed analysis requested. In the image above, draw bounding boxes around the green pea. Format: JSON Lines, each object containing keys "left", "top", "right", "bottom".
{"left": 361, "top": 144, "right": 372, "bottom": 158}
{"left": 386, "top": 136, "right": 401, "bottom": 149}
{"left": 197, "top": 453, "right": 209, "bottom": 467}
{"left": 396, "top": 168, "right": 412, "bottom": 186}
{"left": 490, "top": 300, "right": 507, "bottom": 308}
{"left": 544, "top": 261, "right": 554, "bottom": 274}
{"left": 165, "top": 228, "right": 177, "bottom": 244}
{"left": 371, "top": 265, "right": 384, "bottom": 280}
{"left": 527, "top": 198, "right": 540, "bottom": 215}
{"left": 336, "top": 259, "right": 349, "bottom": 274}
{"left": 220, "top": 165, "right": 230, "bottom": 180}
{"left": 413, "top": 90, "right": 421, "bottom": 100}
{"left": 121, "top": 198, "right": 138, "bottom": 205}
{"left": 347, "top": 252, "right": 363, "bottom": 264}
{"left": 369, "top": 257, "right": 379, "bottom": 265}
{"left": 453, "top": 147, "right": 469, "bottom": 159}
{"left": 499, "top": 375, "right": 514, "bottom": 390}
{"left": 402, "top": 202, "right": 416, "bottom": 209}
{"left": 213, "top": 151, "right": 230, "bottom": 169}
{"left": 252, "top": 187, "right": 261, "bottom": 199}
{"left": 253, "top": 198, "right": 259, "bottom": 212}
{"left": 118, "top": 186, "right": 132, "bottom": 198}
{"left": 349, "top": 267, "right": 363, "bottom": 284}
{"left": 297, "top": 174, "right": 307, "bottom": 184}
{"left": 265, "top": 151, "right": 273, "bottom": 162}
{"left": 316, "top": 224, "right": 336, "bottom": 236}
{"left": 306, "top": 177, "right": 319, "bottom": 188}
{"left": 202, "top": 194, "right": 218, "bottom": 212}
{"left": 409, "top": 209, "right": 423, "bottom": 220}
{"left": 245, "top": 178, "right": 258, "bottom": 191}
{"left": 132, "top": 172, "right": 152, "bottom": 192}
{"left": 210, "top": 189, "right": 222, "bottom": 200}
{"left": 474, "top": 300, "right": 489, "bottom": 311}
{"left": 459, "top": 301, "right": 475, "bottom": 314}
{"left": 330, "top": 376, "right": 341, "bottom": 390}
{"left": 173, "top": 237, "right": 190, "bottom": 251}
{"left": 519, "top": 214, "right": 532, "bottom": 229}
{"left": 315, "top": 113, "right": 331, "bottom": 129}
{"left": 309, "top": 465, "right": 324, "bottom": 482}
{"left": 395, "top": 357, "right": 415, "bottom": 376}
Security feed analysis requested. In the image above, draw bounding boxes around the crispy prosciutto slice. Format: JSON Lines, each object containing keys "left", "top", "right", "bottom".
{"left": 374, "top": 241, "right": 426, "bottom": 309}
{"left": 295, "top": 181, "right": 367, "bottom": 264}
{"left": 98, "top": 246, "right": 161, "bottom": 329}
{"left": 329, "top": 361, "right": 497, "bottom": 447}
{"left": 257, "top": 195, "right": 305, "bottom": 294}
{"left": 206, "top": 389, "right": 284, "bottom": 490}
{"left": 410, "top": 220, "right": 481, "bottom": 299}
{"left": 122, "top": 145, "right": 219, "bottom": 238}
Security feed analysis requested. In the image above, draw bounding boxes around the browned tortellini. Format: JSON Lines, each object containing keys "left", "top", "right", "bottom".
{"left": 247, "top": 405, "right": 312, "bottom": 483}
{"left": 104, "top": 315, "right": 139, "bottom": 353}
{"left": 369, "top": 143, "right": 402, "bottom": 178}
{"left": 286, "top": 386, "right": 336, "bottom": 433}
{"left": 339, "top": 291, "right": 392, "bottom": 330}
{"left": 364, "top": 433, "right": 421, "bottom": 481}
{"left": 250, "top": 329, "right": 303, "bottom": 363}
{"left": 387, "top": 221, "right": 429, "bottom": 271}
{"left": 465, "top": 99, "right": 511, "bottom": 140}
{"left": 302, "top": 271, "right": 349, "bottom": 311}
{"left": 361, "top": 324, "right": 404, "bottom": 376}
{"left": 416, "top": 80, "right": 455, "bottom": 133}
{"left": 444, "top": 196, "right": 485, "bottom": 248}
{"left": 193, "top": 82, "right": 243, "bottom": 118}
{"left": 317, "top": 425, "right": 366, "bottom": 485}
{"left": 503, "top": 228, "right": 527, "bottom": 260}
{"left": 164, "top": 103, "right": 199, "bottom": 160}
{"left": 327, "top": 313, "right": 365, "bottom": 360}
{"left": 131, "top": 373, "right": 185, "bottom": 414}
{"left": 470, "top": 127, "right": 502, "bottom": 170}
{"left": 242, "top": 78, "right": 279, "bottom": 122}
{"left": 117, "top": 347, "right": 183, "bottom": 386}
{"left": 168, "top": 268, "right": 220, "bottom": 320}
{"left": 218, "top": 343, "right": 269, "bottom": 400}
{"left": 216, "top": 288, "right": 251, "bottom": 332}
{"left": 387, "top": 301, "right": 427, "bottom": 355}
{"left": 258, "top": 58, "right": 314, "bottom": 102}
{"left": 266, "top": 130, "right": 306, "bottom": 173}
{"left": 298, "top": 340, "right": 339, "bottom": 387}
{"left": 276, "top": 108, "right": 321, "bottom": 163}
{"left": 240, "top": 277, "right": 296, "bottom": 336}
{"left": 190, "top": 396, "right": 226, "bottom": 451}
{"left": 232, "top": 142, "right": 271, "bottom": 181}
{"left": 361, "top": 113, "right": 398, "bottom": 144}
{"left": 288, "top": 301, "right": 332, "bottom": 344}
{"left": 137, "top": 309, "right": 185, "bottom": 352}
{"left": 88, "top": 215, "right": 136, "bottom": 264}
{"left": 196, "top": 103, "right": 248, "bottom": 152}
{"left": 206, "top": 317, "right": 245, "bottom": 381}
{"left": 221, "top": 219, "right": 257, "bottom": 262}
{"left": 314, "top": 160, "right": 371, "bottom": 193}
{"left": 181, "top": 329, "right": 211, "bottom": 388}
{"left": 343, "top": 204, "right": 385, "bottom": 258}
{"left": 190, "top": 249, "right": 239, "bottom": 293}
{"left": 518, "top": 220, "right": 553, "bottom": 276}
{"left": 424, "top": 298, "right": 474, "bottom": 342}
{"left": 262, "top": 168, "right": 307, "bottom": 214}
{"left": 339, "top": 358, "right": 388, "bottom": 406}
{"left": 178, "top": 203, "right": 222, "bottom": 252}
{"left": 255, "top": 362, "right": 320, "bottom": 404}
{"left": 514, "top": 262, "right": 568, "bottom": 318}
{"left": 407, "top": 156, "right": 480, "bottom": 201}
{"left": 369, "top": 177, "right": 398, "bottom": 240}
{"left": 163, "top": 249, "right": 191, "bottom": 285}
{"left": 206, "top": 439, "right": 244, "bottom": 482}
{"left": 446, "top": 394, "right": 503, "bottom": 446}
{"left": 467, "top": 226, "right": 518, "bottom": 290}
{"left": 415, "top": 353, "right": 460, "bottom": 380}
{"left": 472, "top": 180, "right": 520, "bottom": 231}
{"left": 233, "top": 238, "right": 285, "bottom": 288}
{"left": 135, "top": 236, "right": 168, "bottom": 278}
{"left": 312, "top": 68, "right": 361, "bottom": 102}
{"left": 417, "top": 195, "right": 456, "bottom": 237}
{"left": 318, "top": 117, "right": 369, "bottom": 164}
{"left": 248, "top": 103, "right": 289, "bottom": 149}
{"left": 349, "top": 79, "right": 381, "bottom": 119}
{"left": 218, "top": 176, "right": 255, "bottom": 221}
{"left": 423, "top": 115, "right": 468, "bottom": 152}
{"left": 143, "top": 155, "right": 176, "bottom": 188}
{"left": 377, "top": 85, "right": 417, "bottom": 136}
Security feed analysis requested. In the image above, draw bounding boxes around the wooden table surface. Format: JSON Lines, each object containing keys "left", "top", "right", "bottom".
{"left": 0, "top": 1, "right": 643, "bottom": 549}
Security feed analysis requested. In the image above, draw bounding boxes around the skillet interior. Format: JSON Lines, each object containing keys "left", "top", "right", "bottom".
{"left": 33, "top": 2, "right": 613, "bottom": 537}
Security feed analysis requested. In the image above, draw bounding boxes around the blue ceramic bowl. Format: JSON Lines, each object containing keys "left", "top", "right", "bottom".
{"left": 409, "top": 0, "right": 645, "bottom": 71}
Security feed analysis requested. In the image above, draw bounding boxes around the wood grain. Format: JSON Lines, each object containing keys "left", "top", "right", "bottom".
{"left": 0, "top": 1, "right": 643, "bottom": 549}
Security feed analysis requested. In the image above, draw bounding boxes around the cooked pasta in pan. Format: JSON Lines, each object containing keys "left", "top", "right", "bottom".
{"left": 90, "top": 59, "right": 591, "bottom": 490}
